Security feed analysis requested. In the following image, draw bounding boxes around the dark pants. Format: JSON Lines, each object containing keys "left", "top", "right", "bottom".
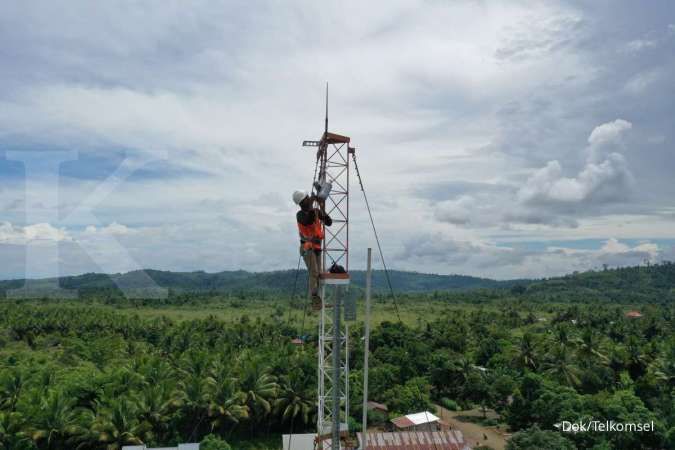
{"left": 300, "top": 245, "right": 322, "bottom": 297}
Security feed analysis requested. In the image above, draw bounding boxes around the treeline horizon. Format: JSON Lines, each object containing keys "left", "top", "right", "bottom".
{"left": 1, "top": 262, "right": 674, "bottom": 307}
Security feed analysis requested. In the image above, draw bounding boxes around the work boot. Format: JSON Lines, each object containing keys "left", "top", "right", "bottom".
{"left": 311, "top": 294, "right": 322, "bottom": 311}
{"left": 313, "top": 180, "right": 332, "bottom": 201}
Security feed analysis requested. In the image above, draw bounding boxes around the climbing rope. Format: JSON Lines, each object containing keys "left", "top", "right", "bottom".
{"left": 351, "top": 152, "right": 403, "bottom": 324}
{"left": 287, "top": 254, "right": 303, "bottom": 325}
{"left": 286, "top": 152, "right": 322, "bottom": 450}
{"left": 290, "top": 154, "right": 322, "bottom": 340}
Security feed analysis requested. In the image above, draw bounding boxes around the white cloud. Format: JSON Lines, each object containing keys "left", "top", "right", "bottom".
{"left": 434, "top": 195, "right": 475, "bottom": 225}
{"left": 625, "top": 39, "right": 657, "bottom": 53}
{"left": 400, "top": 233, "right": 526, "bottom": 269}
{"left": 396, "top": 234, "right": 668, "bottom": 279}
{"left": 433, "top": 118, "right": 638, "bottom": 231}
{"left": 587, "top": 119, "right": 632, "bottom": 148}
{"left": 84, "top": 222, "right": 133, "bottom": 236}
{"left": 546, "top": 238, "right": 661, "bottom": 270}
{"left": 0, "top": 221, "right": 72, "bottom": 245}
{"left": 517, "top": 118, "right": 634, "bottom": 209}
{"left": 517, "top": 153, "right": 633, "bottom": 205}
{"left": 0, "top": 2, "right": 674, "bottom": 279}
{"left": 599, "top": 237, "right": 629, "bottom": 253}
{"left": 600, "top": 238, "right": 659, "bottom": 262}
{"left": 624, "top": 70, "right": 661, "bottom": 95}
{"left": 0, "top": 222, "right": 24, "bottom": 244}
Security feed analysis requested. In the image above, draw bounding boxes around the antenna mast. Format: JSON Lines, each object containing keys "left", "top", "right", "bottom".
{"left": 303, "top": 86, "right": 355, "bottom": 450}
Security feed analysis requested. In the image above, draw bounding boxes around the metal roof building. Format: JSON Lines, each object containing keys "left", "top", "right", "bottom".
{"left": 367, "top": 400, "right": 389, "bottom": 413}
{"left": 391, "top": 411, "right": 441, "bottom": 431}
{"left": 122, "top": 445, "right": 198, "bottom": 450}
{"left": 357, "top": 431, "right": 472, "bottom": 450}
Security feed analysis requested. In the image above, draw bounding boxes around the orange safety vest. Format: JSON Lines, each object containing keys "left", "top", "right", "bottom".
{"left": 298, "top": 213, "right": 324, "bottom": 251}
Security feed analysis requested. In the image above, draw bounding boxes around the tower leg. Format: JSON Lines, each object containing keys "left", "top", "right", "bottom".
{"left": 331, "top": 285, "right": 341, "bottom": 450}
{"left": 317, "top": 280, "right": 349, "bottom": 449}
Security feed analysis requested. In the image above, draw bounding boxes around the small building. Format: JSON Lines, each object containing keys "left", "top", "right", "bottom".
{"left": 366, "top": 400, "right": 389, "bottom": 414}
{"left": 390, "top": 411, "right": 441, "bottom": 432}
{"left": 358, "top": 430, "right": 472, "bottom": 450}
{"left": 123, "top": 445, "right": 198, "bottom": 450}
{"left": 291, "top": 338, "right": 305, "bottom": 345}
{"left": 625, "top": 310, "right": 643, "bottom": 319}
{"left": 282, "top": 433, "right": 315, "bottom": 450}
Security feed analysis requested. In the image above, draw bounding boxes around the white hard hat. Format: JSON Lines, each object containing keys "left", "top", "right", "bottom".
{"left": 293, "top": 190, "right": 309, "bottom": 205}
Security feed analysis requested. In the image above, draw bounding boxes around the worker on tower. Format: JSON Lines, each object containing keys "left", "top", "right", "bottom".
{"left": 293, "top": 186, "right": 332, "bottom": 310}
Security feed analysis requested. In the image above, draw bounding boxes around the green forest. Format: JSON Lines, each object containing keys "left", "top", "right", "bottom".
{"left": 1, "top": 263, "right": 674, "bottom": 449}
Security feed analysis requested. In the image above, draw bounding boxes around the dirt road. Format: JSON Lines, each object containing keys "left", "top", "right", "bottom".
{"left": 435, "top": 405, "right": 509, "bottom": 450}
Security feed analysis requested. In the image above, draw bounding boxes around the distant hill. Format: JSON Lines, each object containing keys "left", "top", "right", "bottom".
{"left": 2, "top": 263, "right": 673, "bottom": 302}
{"left": 0, "top": 268, "right": 522, "bottom": 296}
{"left": 522, "top": 262, "right": 675, "bottom": 303}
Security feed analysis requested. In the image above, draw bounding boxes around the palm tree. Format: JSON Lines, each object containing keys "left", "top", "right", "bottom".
{"left": 543, "top": 347, "right": 581, "bottom": 387}
{"left": 625, "top": 336, "right": 649, "bottom": 379}
{"left": 515, "top": 333, "right": 538, "bottom": 372}
{"left": 242, "top": 371, "right": 278, "bottom": 418}
{"left": 91, "top": 397, "right": 149, "bottom": 450}
{"left": 0, "top": 411, "right": 30, "bottom": 450}
{"left": 0, "top": 369, "right": 23, "bottom": 412}
{"left": 29, "top": 389, "right": 90, "bottom": 450}
{"left": 237, "top": 356, "right": 279, "bottom": 435}
{"left": 137, "top": 381, "right": 180, "bottom": 443}
{"left": 576, "top": 328, "right": 608, "bottom": 366}
{"left": 274, "top": 370, "right": 314, "bottom": 430}
{"left": 103, "top": 366, "right": 147, "bottom": 398}
{"left": 208, "top": 368, "right": 248, "bottom": 432}
{"left": 136, "top": 355, "right": 176, "bottom": 386}
{"left": 176, "top": 371, "right": 216, "bottom": 440}
{"left": 648, "top": 342, "right": 675, "bottom": 389}
{"left": 552, "top": 324, "right": 574, "bottom": 351}
{"left": 173, "top": 349, "right": 219, "bottom": 438}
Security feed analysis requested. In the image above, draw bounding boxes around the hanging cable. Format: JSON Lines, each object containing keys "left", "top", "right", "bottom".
{"left": 290, "top": 153, "right": 321, "bottom": 340}
{"left": 287, "top": 150, "right": 322, "bottom": 449}
{"left": 299, "top": 156, "right": 321, "bottom": 339}
{"left": 351, "top": 152, "right": 403, "bottom": 324}
{"left": 287, "top": 254, "right": 303, "bottom": 326}
{"left": 290, "top": 254, "right": 303, "bottom": 300}
{"left": 285, "top": 416, "right": 295, "bottom": 450}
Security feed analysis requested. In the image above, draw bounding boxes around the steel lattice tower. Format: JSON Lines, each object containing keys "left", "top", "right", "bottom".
{"left": 303, "top": 124, "right": 355, "bottom": 449}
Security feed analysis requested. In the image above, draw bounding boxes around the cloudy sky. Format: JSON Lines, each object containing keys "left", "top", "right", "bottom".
{"left": 1, "top": 0, "right": 674, "bottom": 280}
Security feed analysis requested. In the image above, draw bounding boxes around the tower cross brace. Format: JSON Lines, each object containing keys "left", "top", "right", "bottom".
{"left": 304, "top": 129, "right": 355, "bottom": 450}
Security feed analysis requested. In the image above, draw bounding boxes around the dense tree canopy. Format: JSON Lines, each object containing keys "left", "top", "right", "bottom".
{"left": 0, "top": 263, "right": 673, "bottom": 449}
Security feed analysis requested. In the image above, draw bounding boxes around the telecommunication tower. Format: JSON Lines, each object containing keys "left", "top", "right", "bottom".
{"left": 302, "top": 89, "right": 355, "bottom": 450}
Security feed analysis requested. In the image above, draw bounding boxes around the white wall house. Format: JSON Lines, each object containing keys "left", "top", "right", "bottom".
{"left": 122, "top": 444, "right": 199, "bottom": 450}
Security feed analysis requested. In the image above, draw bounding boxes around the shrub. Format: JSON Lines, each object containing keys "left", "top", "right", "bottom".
{"left": 367, "top": 409, "right": 388, "bottom": 426}
{"left": 506, "top": 425, "right": 575, "bottom": 450}
{"left": 201, "top": 434, "right": 232, "bottom": 450}
{"left": 441, "top": 397, "right": 459, "bottom": 411}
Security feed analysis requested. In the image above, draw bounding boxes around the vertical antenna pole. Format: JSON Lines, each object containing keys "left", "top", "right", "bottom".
{"left": 345, "top": 322, "right": 349, "bottom": 429}
{"left": 309, "top": 89, "right": 351, "bottom": 450}
{"left": 361, "top": 248, "right": 372, "bottom": 449}
{"left": 332, "top": 285, "right": 342, "bottom": 450}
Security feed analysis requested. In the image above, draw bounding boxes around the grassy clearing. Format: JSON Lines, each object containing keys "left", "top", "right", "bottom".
{"left": 98, "top": 298, "right": 500, "bottom": 328}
